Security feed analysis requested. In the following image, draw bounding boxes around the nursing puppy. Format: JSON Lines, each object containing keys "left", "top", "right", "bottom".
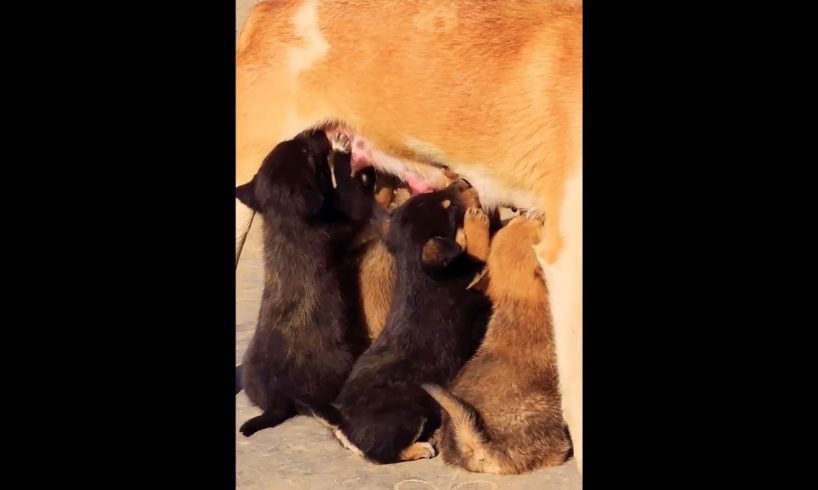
{"left": 236, "top": 168, "right": 394, "bottom": 396}
{"left": 237, "top": 130, "right": 374, "bottom": 436}
{"left": 300, "top": 183, "right": 492, "bottom": 464}
{"left": 354, "top": 173, "right": 412, "bottom": 340}
{"left": 356, "top": 175, "right": 502, "bottom": 340}
{"left": 424, "top": 217, "right": 572, "bottom": 474}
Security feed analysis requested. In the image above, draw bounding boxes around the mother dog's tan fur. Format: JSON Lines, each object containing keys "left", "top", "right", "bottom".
{"left": 235, "top": 0, "right": 582, "bottom": 472}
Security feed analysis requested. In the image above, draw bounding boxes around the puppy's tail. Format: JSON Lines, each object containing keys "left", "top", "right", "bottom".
{"left": 422, "top": 383, "right": 490, "bottom": 461}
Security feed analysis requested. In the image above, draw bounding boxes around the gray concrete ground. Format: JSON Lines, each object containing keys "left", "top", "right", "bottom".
{"left": 235, "top": 2, "right": 581, "bottom": 488}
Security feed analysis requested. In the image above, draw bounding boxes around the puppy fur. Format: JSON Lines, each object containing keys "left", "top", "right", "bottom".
{"left": 355, "top": 230, "right": 394, "bottom": 340}
{"left": 235, "top": 170, "right": 398, "bottom": 395}
{"left": 424, "top": 217, "right": 572, "bottom": 474}
{"left": 300, "top": 183, "right": 492, "bottom": 464}
{"left": 353, "top": 172, "right": 417, "bottom": 340}
{"left": 237, "top": 130, "right": 375, "bottom": 436}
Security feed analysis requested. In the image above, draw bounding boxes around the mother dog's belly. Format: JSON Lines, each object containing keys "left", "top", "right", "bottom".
{"left": 326, "top": 127, "right": 541, "bottom": 213}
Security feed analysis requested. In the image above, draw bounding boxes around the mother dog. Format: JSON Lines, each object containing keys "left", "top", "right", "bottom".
{"left": 235, "top": 0, "right": 582, "bottom": 472}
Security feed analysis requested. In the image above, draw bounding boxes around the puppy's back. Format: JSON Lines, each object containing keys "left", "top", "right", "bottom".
{"left": 426, "top": 217, "right": 572, "bottom": 474}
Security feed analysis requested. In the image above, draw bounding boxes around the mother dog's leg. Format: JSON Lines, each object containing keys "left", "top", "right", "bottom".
{"left": 535, "top": 168, "right": 582, "bottom": 473}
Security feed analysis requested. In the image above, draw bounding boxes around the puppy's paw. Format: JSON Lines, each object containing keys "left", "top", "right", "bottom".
{"left": 463, "top": 207, "right": 490, "bottom": 262}
{"left": 331, "top": 131, "right": 351, "bottom": 153}
{"left": 426, "top": 428, "right": 443, "bottom": 448}
{"left": 532, "top": 222, "right": 554, "bottom": 269}
{"left": 465, "top": 207, "right": 489, "bottom": 229}
{"left": 399, "top": 442, "right": 437, "bottom": 461}
{"left": 239, "top": 418, "right": 263, "bottom": 437}
{"left": 417, "top": 442, "right": 436, "bottom": 459}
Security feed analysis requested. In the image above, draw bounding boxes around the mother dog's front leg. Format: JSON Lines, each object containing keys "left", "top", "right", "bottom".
{"left": 535, "top": 169, "right": 582, "bottom": 474}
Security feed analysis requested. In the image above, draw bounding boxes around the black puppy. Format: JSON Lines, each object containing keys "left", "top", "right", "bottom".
{"left": 236, "top": 130, "right": 375, "bottom": 436}
{"left": 299, "top": 182, "right": 492, "bottom": 463}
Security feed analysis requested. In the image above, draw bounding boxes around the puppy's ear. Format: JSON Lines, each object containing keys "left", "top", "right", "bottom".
{"left": 421, "top": 237, "right": 463, "bottom": 271}
{"left": 303, "top": 191, "right": 326, "bottom": 218}
{"left": 236, "top": 179, "right": 259, "bottom": 212}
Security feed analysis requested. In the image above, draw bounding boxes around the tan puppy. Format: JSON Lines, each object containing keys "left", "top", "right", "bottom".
{"left": 236, "top": 0, "right": 582, "bottom": 470}
{"left": 354, "top": 172, "right": 407, "bottom": 340}
{"left": 424, "top": 217, "right": 571, "bottom": 474}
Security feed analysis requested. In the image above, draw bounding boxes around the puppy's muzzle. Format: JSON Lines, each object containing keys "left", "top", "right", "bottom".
{"left": 447, "top": 178, "right": 480, "bottom": 209}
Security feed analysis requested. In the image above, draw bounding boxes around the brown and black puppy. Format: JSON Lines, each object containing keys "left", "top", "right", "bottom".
{"left": 236, "top": 130, "right": 375, "bottom": 437}
{"left": 356, "top": 173, "right": 500, "bottom": 340}
{"left": 299, "top": 182, "right": 493, "bottom": 464}
{"left": 424, "top": 217, "right": 572, "bottom": 474}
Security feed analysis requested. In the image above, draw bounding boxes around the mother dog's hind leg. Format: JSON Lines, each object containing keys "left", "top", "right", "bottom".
{"left": 535, "top": 170, "right": 582, "bottom": 474}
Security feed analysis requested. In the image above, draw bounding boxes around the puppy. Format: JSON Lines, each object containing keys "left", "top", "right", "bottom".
{"left": 358, "top": 170, "right": 487, "bottom": 342}
{"left": 355, "top": 227, "right": 394, "bottom": 341}
{"left": 299, "top": 183, "right": 493, "bottom": 464}
{"left": 354, "top": 172, "right": 413, "bottom": 340}
{"left": 356, "top": 174, "right": 501, "bottom": 341}
{"left": 235, "top": 166, "right": 393, "bottom": 397}
{"left": 236, "top": 130, "right": 374, "bottom": 436}
{"left": 423, "top": 217, "right": 572, "bottom": 474}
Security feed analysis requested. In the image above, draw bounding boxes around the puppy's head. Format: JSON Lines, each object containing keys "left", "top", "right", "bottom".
{"left": 235, "top": 130, "right": 333, "bottom": 218}
{"left": 386, "top": 179, "right": 479, "bottom": 272}
{"left": 484, "top": 216, "right": 549, "bottom": 302}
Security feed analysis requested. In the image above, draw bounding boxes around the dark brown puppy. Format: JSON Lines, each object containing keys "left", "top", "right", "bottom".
{"left": 299, "top": 183, "right": 492, "bottom": 464}
{"left": 236, "top": 130, "right": 375, "bottom": 437}
{"left": 424, "top": 217, "right": 572, "bottom": 474}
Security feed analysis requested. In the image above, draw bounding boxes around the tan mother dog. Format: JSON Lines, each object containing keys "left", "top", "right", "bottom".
{"left": 235, "top": 0, "right": 582, "bottom": 472}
